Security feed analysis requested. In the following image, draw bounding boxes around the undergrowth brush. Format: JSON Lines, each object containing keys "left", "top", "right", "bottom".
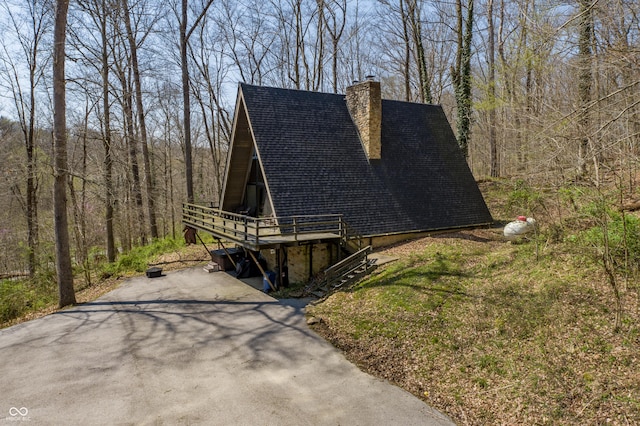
{"left": 0, "top": 277, "right": 57, "bottom": 324}
{"left": 308, "top": 178, "right": 640, "bottom": 425}
{"left": 98, "top": 237, "right": 185, "bottom": 278}
{"left": 1, "top": 236, "right": 208, "bottom": 328}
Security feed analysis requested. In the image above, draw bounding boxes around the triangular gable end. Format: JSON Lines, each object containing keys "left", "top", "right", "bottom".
{"left": 221, "top": 83, "right": 492, "bottom": 237}
{"left": 220, "top": 85, "right": 275, "bottom": 218}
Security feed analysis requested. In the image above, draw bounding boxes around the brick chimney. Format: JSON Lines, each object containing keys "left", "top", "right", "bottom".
{"left": 346, "top": 79, "right": 381, "bottom": 160}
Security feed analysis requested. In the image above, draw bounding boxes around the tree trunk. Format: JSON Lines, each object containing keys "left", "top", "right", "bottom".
{"left": 26, "top": 61, "right": 39, "bottom": 277}
{"left": 3, "top": 2, "right": 46, "bottom": 277}
{"left": 179, "top": 0, "right": 215, "bottom": 203}
{"left": 577, "top": 0, "right": 592, "bottom": 176}
{"left": 318, "top": 0, "right": 346, "bottom": 93}
{"left": 453, "top": 0, "right": 474, "bottom": 158}
{"left": 122, "top": 0, "right": 158, "bottom": 239}
{"left": 100, "top": 0, "right": 116, "bottom": 262}
{"left": 53, "top": 0, "right": 76, "bottom": 308}
{"left": 68, "top": 104, "right": 90, "bottom": 285}
{"left": 122, "top": 76, "right": 147, "bottom": 246}
{"left": 166, "top": 126, "right": 176, "bottom": 239}
{"left": 181, "top": 0, "right": 194, "bottom": 203}
{"left": 407, "top": 0, "right": 431, "bottom": 103}
{"left": 315, "top": 1, "right": 325, "bottom": 91}
{"left": 400, "top": 0, "right": 411, "bottom": 101}
{"left": 487, "top": 0, "right": 498, "bottom": 176}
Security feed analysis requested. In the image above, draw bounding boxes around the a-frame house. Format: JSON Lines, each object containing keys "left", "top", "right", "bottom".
{"left": 183, "top": 80, "right": 493, "bottom": 286}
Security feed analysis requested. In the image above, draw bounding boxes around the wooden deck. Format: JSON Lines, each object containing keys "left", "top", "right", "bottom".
{"left": 182, "top": 203, "right": 344, "bottom": 251}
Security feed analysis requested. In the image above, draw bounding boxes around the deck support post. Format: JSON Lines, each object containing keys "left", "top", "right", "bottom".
{"left": 217, "top": 239, "right": 238, "bottom": 270}
{"left": 278, "top": 245, "right": 284, "bottom": 288}
{"left": 248, "top": 250, "right": 276, "bottom": 292}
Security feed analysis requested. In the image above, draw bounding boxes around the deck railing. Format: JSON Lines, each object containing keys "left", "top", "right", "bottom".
{"left": 322, "top": 245, "right": 372, "bottom": 289}
{"left": 302, "top": 245, "right": 375, "bottom": 296}
{"left": 182, "top": 203, "right": 345, "bottom": 248}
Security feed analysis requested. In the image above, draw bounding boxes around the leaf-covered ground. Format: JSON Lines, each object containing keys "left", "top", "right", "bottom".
{"left": 308, "top": 228, "right": 640, "bottom": 425}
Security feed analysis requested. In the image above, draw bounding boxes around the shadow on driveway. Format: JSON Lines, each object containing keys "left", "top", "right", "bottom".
{"left": 0, "top": 267, "right": 454, "bottom": 425}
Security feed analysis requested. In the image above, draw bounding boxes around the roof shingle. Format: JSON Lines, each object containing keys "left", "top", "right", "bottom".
{"left": 236, "top": 83, "right": 492, "bottom": 236}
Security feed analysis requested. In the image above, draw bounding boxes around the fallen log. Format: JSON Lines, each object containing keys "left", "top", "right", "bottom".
{"left": 0, "top": 272, "right": 29, "bottom": 280}
{"left": 621, "top": 200, "right": 640, "bottom": 212}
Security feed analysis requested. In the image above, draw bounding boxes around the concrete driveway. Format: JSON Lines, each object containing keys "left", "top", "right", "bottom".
{"left": 0, "top": 268, "right": 454, "bottom": 425}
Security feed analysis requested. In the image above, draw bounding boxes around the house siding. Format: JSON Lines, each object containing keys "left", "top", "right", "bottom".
{"left": 285, "top": 243, "right": 337, "bottom": 284}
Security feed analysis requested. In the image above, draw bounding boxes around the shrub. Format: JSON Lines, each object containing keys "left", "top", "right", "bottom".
{"left": 507, "top": 179, "right": 544, "bottom": 215}
{"left": 0, "top": 278, "right": 57, "bottom": 324}
{"left": 581, "top": 210, "right": 640, "bottom": 274}
{"left": 99, "top": 237, "right": 184, "bottom": 277}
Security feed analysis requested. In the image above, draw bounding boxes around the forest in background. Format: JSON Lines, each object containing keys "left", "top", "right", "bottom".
{"left": 1, "top": 0, "right": 639, "bottom": 286}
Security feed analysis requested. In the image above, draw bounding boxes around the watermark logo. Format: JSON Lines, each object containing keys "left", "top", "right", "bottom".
{"left": 5, "top": 407, "right": 29, "bottom": 422}
{"left": 8, "top": 409, "right": 27, "bottom": 417}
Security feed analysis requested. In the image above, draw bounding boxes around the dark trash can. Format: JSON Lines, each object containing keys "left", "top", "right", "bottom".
{"left": 210, "top": 248, "right": 243, "bottom": 271}
{"left": 146, "top": 267, "right": 162, "bottom": 278}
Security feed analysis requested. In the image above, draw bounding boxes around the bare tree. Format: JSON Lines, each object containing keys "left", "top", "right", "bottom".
{"left": 73, "top": 0, "right": 117, "bottom": 261}
{"left": 267, "top": 0, "right": 325, "bottom": 90}
{"left": 577, "top": 0, "right": 593, "bottom": 177}
{"left": 487, "top": 0, "right": 498, "bottom": 176}
{"left": 178, "top": 0, "right": 215, "bottom": 204}
{"left": 318, "top": 0, "right": 346, "bottom": 93}
{"left": 190, "top": 16, "right": 232, "bottom": 202}
{"left": 155, "top": 81, "right": 182, "bottom": 237}
{"left": 121, "top": 0, "right": 158, "bottom": 239}
{"left": 67, "top": 99, "right": 93, "bottom": 285}
{"left": 339, "top": 1, "right": 370, "bottom": 89}
{"left": 217, "top": 0, "right": 273, "bottom": 85}
{"left": 112, "top": 38, "right": 147, "bottom": 246}
{"left": 375, "top": 0, "right": 444, "bottom": 103}
{"left": 53, "top": 0, "right": 76, "bottom": 307}
{"left": 375, "top": 0, "right": 414, "bottom": 101}
{"left": 99, "top": 0, "right": 116, "bottom": 261}
{"left": 0, "top": 0, "right": 50, "bottom": 276}
{"left": 405, "top": 0, "right": 431, "bottom": 103}
{"left": 399, "top": 0, "right": 411, "bottom": 101}
{"left": 452, "top": 0, "right": 474, "bottom": 158}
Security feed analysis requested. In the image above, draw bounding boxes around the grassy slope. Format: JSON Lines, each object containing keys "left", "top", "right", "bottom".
{"left": 308, "top": 182, "right": 640, "bottom": 425}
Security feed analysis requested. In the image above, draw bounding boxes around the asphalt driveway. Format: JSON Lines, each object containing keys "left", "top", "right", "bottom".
{"left": 0, "top": 268, "right": 454, "bottom": 425}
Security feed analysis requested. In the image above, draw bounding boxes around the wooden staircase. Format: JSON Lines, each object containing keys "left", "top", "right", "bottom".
{"left": 305, "top": 245, "right": 377, "bottom": 298}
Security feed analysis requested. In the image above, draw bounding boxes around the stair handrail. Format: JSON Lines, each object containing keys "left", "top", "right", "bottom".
{"left": 323, "top": 245, "right": 371, "bottom": 287}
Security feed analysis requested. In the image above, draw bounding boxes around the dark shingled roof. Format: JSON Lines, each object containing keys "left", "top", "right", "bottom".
{"left": 237, "top": 83, "right": 492, "bottom": 236}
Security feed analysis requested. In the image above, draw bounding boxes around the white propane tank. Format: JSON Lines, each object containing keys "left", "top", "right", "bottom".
{"left": 503, "top": 216, "right": 536, "bottom": 240}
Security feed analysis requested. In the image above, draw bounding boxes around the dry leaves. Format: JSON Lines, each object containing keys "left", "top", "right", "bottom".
{"left": 308, "top": 229, "right": 640, "bottom": 425}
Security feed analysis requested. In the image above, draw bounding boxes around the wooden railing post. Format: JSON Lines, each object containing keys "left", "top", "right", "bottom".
{"left": 293, "top": 217, "right": 298, "bottom": 241}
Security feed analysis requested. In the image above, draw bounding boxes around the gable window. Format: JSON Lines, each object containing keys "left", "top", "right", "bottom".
{"left": 244, "top": 151, "right": 266, "bottom": 217}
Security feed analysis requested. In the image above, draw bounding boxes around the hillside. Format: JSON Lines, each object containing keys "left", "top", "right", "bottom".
{"left": 307, "top": 179, "right": 640, "bottom": 425}
{"left": 3, "top": 177, "right": 639, "bottom": 424}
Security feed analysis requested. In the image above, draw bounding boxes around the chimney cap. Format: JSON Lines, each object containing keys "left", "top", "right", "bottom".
{"left": 365, "top": 75, "right": 375, "bottom": 81}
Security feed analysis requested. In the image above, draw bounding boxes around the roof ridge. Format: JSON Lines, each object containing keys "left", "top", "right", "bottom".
{"left": 239, "top": 82, "right": 344, "bottom": 98}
